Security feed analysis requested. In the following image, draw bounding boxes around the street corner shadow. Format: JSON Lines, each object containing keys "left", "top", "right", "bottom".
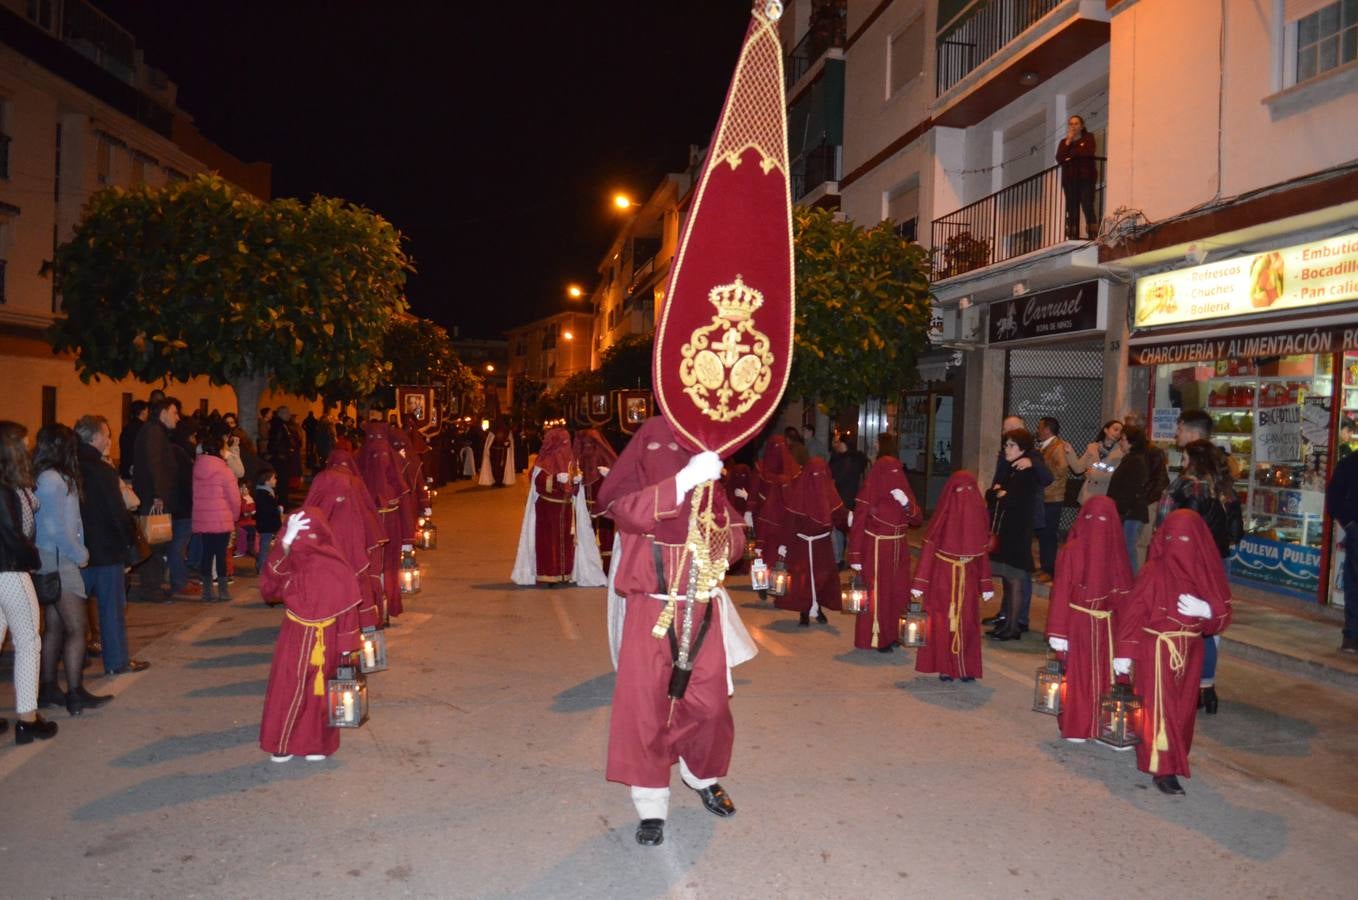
{"left": 551, "top": 672, "right": 617, "bottom": 713}
{"left": 488, "top": 806, "right": 715, "bottom": 900}
{"left": 74, "top": 758, "right": 338, "bottom": 822}
{"left": 185, "top": 678, "right": 269, "bottom": 699}
{"left": 194, "top": 626, "right": 279, "bottom": 648}
{"left": 834, "top": 648, "right": 911, "bottom": 667}
{"left": 1038, "top": 740, "right": 1289, "bottom": 861}
{"left": 895, "top": 675, "right": 994, "bottom": 711}
{"left": 1196, "top": 700, "right": 1319, "bottom": 758}
{"left": 110, "top": 724, "right": 259, "bottom": 769}
{"left": 186, "top": 651, "right": 274, "bottom": 669}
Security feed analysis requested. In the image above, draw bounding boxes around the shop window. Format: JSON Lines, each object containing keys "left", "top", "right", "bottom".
{"left": 1295, "top": 0, "right": 1358, "bottom": 84}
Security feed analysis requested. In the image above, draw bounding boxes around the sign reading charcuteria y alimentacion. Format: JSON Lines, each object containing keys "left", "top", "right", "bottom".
{"left": 1134, "top": 232, "right": 1358, "bottom": 329}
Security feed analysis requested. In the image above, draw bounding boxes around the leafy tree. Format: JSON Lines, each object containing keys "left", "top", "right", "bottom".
{"left": 48, "top": 174, "right": 411, "bottom": 438}
{"left": 597, "top": 333, "right": 653, "bottom": 391}
{"left": 374, "top": 314, "right": 483, "bottom": 413}
{"left": 790, "top": 206, "right": 932, "bottom": 413}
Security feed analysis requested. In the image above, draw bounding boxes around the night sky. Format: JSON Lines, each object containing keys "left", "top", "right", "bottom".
{"left": 95, "top": 0, "right": 753, "bottom": 339}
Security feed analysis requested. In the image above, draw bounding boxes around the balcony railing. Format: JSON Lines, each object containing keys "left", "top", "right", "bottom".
{"left": 785, "top": 5, "right": 846, "bottom": 89}
{"left": 936, "top": 0, "right": 1061, "bottom": 95}
{"left": 930, "top": 158, "right": 1105, "bottom": 279}
{"left": 62, "top": 0, "right": 137, "bottom": 84}
{"left": 791, "top": 142, "right": 841, "bottom": 201}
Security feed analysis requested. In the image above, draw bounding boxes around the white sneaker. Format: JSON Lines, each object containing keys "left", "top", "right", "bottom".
{"left": 304, "top": 754, "right": 327, "bottom": 761}
{"left": 1064, "top": 737, "right": 1086, "bottom": 743}
{"left": 270, "top": 754, "right": 293, "bottom": 763}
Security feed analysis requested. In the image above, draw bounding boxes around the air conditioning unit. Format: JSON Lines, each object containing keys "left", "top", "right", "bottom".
{"left": 935, "top": 301, "right": 983, "bottom": 349}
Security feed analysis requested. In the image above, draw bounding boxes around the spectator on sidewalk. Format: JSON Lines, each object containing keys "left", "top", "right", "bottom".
{"left": 1034, "top": 417, "right": 1069, "bottom": 583}
{"left": 269, "top": 407, "right": 302, "bottom": 511}
{"left": 75, "top": 415, "right": 150, "bottom": 677}
{"left": 118, "top": 400, "right": 148, "bottom": 480}
{"left": 33, "top": 424, "right": 112, "bottom": 716}
{"left": 252, "top": 467, "right": 283, "bottom": 576}
{"left": 1107, "top": 424, "right": 1151, "bottom": 574}
{"left": 983, "top": 415, "right": 1050, "bottom": 632}
{"left": 168, "top": 421, "right": 197, "bottom": 597}
{"left": 1063, "top": 420, "right": 1124, "bottom": 504}
{"left": 802, "top": 424, "right": 829, "bottom": 461}
{"left": 256, "top": 407, "right": 272, "bottom": 460}
{"left": 828, "top": 437, "right": 868, "bottom": 567}
{"left": 193, "top": 432, "right": 241, "bottom": 603}
{"left": 1326, "top": 440, "right": 1358, "bottom": 654}
{"left": 131, "top": 397, "right": 180, "bottom": 604}
{"left": 986, "top": 428, "right": 1039, "bottom": 642}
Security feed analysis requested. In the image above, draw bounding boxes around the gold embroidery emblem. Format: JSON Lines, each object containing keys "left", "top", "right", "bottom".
{"left": 679, "top": 275, "right": 775, "bottom": 422}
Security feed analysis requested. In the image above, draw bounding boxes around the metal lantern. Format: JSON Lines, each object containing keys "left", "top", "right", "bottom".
{"left": 1096, "top": 683, "right": 1143, "bottom": 750}
{"left": 742, "top": 525, "right": 757, "bottom": 562}
{"left": 422, "top": 505, "right": 433, "bottom": 518}
{"left": 399, "top": 543, "right": 422, "bottom": 594}
{"left": 427, "top": 488, "right": 438, "bottom": 504}
{"left": 841, "top": 573, "right": 869, "bottom": 614}
{"left": 359, "top": 626, "right": 388, "bottom": 674}
{"left": 768, "top": 558, "right": 790, "bottom": 597}
{"left": 417, "top": 520, "right": 438, "bottom": 550}
{"left": 899, "top": 602, "right": 928, "bottom": 648}
{"left": 1032, "top": 655, "right": 1065, "bottom": 716}
{"left": 326, "top": 665, "right": 369, "bottom": 728}
{"left": 749, "top": 551, "right": 770, "bottom": 591}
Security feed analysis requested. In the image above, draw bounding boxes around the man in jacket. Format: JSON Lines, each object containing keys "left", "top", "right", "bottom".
{"left": 828, "top": 437, "right": 867, "bottom": 566}
{"left": 131, "top": 397, "right": 180, "bottom": 603}
{"left": 1034, "top": 417, "right": 1069, "bottom": 583}
{"left": 118, "top": 400, "right": 148, "bottom": 480}
{"left": 75, "top": 415, "right": 151, "bottom": 674}
{"left": 985, "top": 415, "right": 1052, "bottom": 633}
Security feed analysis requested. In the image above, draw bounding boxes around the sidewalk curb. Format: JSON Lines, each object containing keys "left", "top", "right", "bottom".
{"left": 1219, "top": 636, "right": 1358, "bottom": 694}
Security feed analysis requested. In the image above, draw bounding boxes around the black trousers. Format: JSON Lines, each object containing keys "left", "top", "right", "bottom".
{"left": 1063, "top": 179, "right": 1097, "bottom": 238}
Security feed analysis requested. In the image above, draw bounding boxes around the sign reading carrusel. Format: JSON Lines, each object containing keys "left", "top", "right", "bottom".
{"left": 1128, "top": 323, "right": 1358, "bottom": 366}
{"left": 1134, "top": 232, "right": 1358, "bottom": 328}
{"left": 988, "top": 281, "right": 1100, "bottom": 344}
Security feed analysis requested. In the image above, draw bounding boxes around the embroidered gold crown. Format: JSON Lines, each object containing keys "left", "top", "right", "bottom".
{"left": 707, "top": 275, "right": 764, "bottom": 321}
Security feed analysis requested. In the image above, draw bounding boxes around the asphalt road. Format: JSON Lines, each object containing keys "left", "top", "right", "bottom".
{"left": 1, "top": 478, "right": 1356, "bottom": 899}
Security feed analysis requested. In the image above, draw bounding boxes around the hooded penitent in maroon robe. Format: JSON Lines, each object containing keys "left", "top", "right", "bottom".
{"left": 779, "top": 457, "right": 848, "bottom": 619}
{"left": 325, "top": 448, "right": 388, "bottom": 626}
{"left": 1116, "top": 510, "right": 1232, "bottom": 778}
{"left": 357, "top": 422, "right": 410, "bottom": 619}
{"left": 749, "top": 436, "right": 798, "bottom": 557}
{"left": 597, "top": 418, "right": 746, "bottom": 789}
{"left": 388, "top": 425, "right": 422, "bottom": 538}
{"left": 1046, "top": 495, "right": 1133, "bottom": 740}
{"left": 306, "top": 463, "right": 385, "bottom": 636}
{"left": 913, "top": 471, "right": 994, "bottom": 680}
{"left": 847, "top": 455, "right": 922, "bottom": 650}
{"left": 574, "top": 428, "right": 618, "bottom": 568}
{"left": 259, "top": 507, "right": 361, "bottom": 759}
{"left": 530, "top": 428, "right": 578, "bottom": 583}
{"left": 721, "top": 463, "right": 755, "bottom": 576}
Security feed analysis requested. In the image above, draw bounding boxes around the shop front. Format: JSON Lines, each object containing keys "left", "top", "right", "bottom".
{"left": 1128, "top": 231, "right": 1358, "bottom": 606}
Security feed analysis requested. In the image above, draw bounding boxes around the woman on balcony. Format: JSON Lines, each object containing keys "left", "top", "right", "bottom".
{"left": 1057, "top": 115, "right": 1099, "bottom": 240}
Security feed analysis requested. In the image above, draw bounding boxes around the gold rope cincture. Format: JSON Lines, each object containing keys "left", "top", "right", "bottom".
{"left": 1070, "top": 599, "right": 1117, "bottom": 714}
{"left": 286, "top": 610, "right": 337, "bottom": 696}
{"left": 1144, "top": 627, "right": 1196, "bottom": 771}
{"left": 935, "top": 551, "right": 971, "bottom": 675}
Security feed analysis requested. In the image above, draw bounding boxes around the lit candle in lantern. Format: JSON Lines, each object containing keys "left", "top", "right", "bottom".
{"left": 363, "top": 639, "right": 376, "bottom": 670}
{"left": 906, "top": 621, "right": 918, "bottom": 643}
{"left": 342, "top": 690, "right": 355, "bottom": 723}
{"left": 1046, "top": 682, "right": 1059, "bottom": 710}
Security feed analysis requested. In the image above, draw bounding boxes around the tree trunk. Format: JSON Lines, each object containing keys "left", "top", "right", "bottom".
{"left": 233, "top": 371, "right": 270, "bottom": 445}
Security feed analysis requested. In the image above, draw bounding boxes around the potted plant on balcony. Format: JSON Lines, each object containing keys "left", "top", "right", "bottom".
{"left": 940, "top": 230, "right": 991, "bottom": 278}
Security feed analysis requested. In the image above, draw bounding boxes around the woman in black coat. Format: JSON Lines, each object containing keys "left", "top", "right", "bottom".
{"left": 1107, "top": 424, "right": 1151, "bottom": 574}
{"left": 986, "top": 428, "right": 1038, "bottom": 642}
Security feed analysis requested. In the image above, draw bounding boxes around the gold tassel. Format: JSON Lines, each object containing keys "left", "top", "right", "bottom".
{"left": 287, "top": 611, "right": 337, "bottom": 697}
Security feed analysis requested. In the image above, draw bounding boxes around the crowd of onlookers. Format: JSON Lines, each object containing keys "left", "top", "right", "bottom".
{"left": 0, "top": 390, "right": 373, "bottom": 745}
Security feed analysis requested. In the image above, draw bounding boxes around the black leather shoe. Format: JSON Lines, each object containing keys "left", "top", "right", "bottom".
{"left": 694, "top": 783, "right": 736, "bottom": 817}
{"left": 988, "top": 630, "right": 1020, "bottom": 642}
{"left": 1201, "top": 686, "right": 1218, "bottom": 715}
{"left": 1153, "top": 775, "right": 1185, "bottom": 795}
{"left": 877, "top": 644, "right": 894, "bottom": 653}
{"left": 14, "top": 714, "right": 57, "bottom": 744}
{"left": 75, "top": 685, "right": 113, "bottom": 708}
{"left": 798, "top": 612, "right": 809, "bottom": 627}
{"left": 37, "top": 681, "right": 66, "bottom": 710}
{"left": 635, "top": 819, "right": 665, "bottom": 846}
{"left": 106, "top": 660, "right": 151, "bottom": 675}
{"left": 982, "top": 615, "right": 1006, "bottom": 627}
{"left": 815, "top": 611, "right": 828, "bottom": 624}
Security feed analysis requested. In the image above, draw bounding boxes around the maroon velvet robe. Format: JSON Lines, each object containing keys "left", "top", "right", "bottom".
{"left": 358, "top": 424, "right": 409, "bottom": 619}
{"left": 305, "top": 466, "right": 385, "bottom": 639}
{"left": 913, "top": 472, "right": 993, "bottom": 680}
{"left": 1117, "top": 511, "right": 1232, "bottom": 777}
{"left": 258, "top": 509, "right": 361, "bottom": 758}
{"left": 847, "top": 458, "right": 922, "bottom": 650}
{"left": 1046, "top": 496, "right": 1133, "bottom": 740}
{"left": 779, "top": 458, "right": 847, "bottom": 615}
{"left": 533, "top": 469, "right": 577, "bottom": 582}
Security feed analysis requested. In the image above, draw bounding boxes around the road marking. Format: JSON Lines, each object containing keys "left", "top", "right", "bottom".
{"left": 552, "top": 595, "right": 580, "bottom": 641}
{"left": 746, "top": 624, "right": 792, "bottom": 657}
{"left": 175, "top": 616, "right": 222, "bottom": 644}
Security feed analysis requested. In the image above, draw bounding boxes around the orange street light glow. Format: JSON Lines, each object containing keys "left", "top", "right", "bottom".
{"left": 613, "top": 193, "right": 634, "bottom": 210}
{"left": 567, "top": 285, "right": 584, "bottom": 298}
{"left": 562, "top": 330, "right": 574, "bottom": 341}
{"left": 485, "top": 363, "right": 495, "bottom": 372}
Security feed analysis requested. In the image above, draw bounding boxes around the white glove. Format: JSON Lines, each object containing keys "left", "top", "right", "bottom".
{"left": 423, "top": 507, "right": 432, "bottom": 517}
{"left": 572, "top": 474, "right": 582, "bottom": 484}
{"left": 1113, "top": 658, "right": 1132, "bottom": 676}
{"left": 675, "top": 451, "right": 722, "bottom": 498}
{"left": 850, "top": 563, "right": 862, "bottom": 572}
{"left": 282, "top": 512, "right": 310, "bottom": 549}
{"left": 982, "top": 591, "right": 994, "bottom": 600}
{"left": 910, "top": 589, "right": 923, "bottom": 599}
{"left": 777, "top": 545, "right": 787, "bottom": 558}
{"left": 743, "top": 511, "right": 754, "bottom": 528}
{"left": 1177, "top": 593, "right": 1212, "bottom": 619}
{"left": 846, "top": 511, "right": 853, "bottom": 528}
{"left": 555, "top": 471, "right": 570, "bottom": 483}
{"left": 1048, "top": 636, "right": 1069, "bottom": 652}
{"left": 597, "top": 466, "right": 610, "bottom": 477}
{"left": 733, "top": 487, "right": 748, "bottom": 500}
{"left": 890, "top": 488, "right": 909, "bottom": 507}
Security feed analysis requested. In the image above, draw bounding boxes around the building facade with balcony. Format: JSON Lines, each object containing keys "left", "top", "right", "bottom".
{"left": 505, "top": 310, "right": 594, "bottom": 405}
{"left": 0, "top": 0, "right": 287, "bottom": 439}
{"left": 781, "top": 0, "right": 848, "bottom": 209}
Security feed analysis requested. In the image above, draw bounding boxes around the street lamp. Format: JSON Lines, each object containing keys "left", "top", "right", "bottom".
{"left": 613, "top": 193, "right": 637, "bottom": 211}
{"left": 566, "top": 284, "right": 584, "bottom": 299}
{"left": 562, "top": 330, "right": 574, "bottom": 341}
{"left": 485, "top": 363, "right": 495, "bottom": 373}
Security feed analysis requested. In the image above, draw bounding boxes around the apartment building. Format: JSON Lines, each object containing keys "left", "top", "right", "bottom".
{"left": 0, "top": 0, "right": 300, "bottom": 437}
{"left": 505, "top": 310, "right": 595, "bottom": 402}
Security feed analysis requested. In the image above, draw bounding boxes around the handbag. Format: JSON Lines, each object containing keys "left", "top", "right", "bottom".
{"left": 139, "top": 512, "right": 173, "bottom": 545}
{"left": 33, "top": 546, "right": 62, "bottom": 606}
{"left": 126, "top": 513, "right": 152, "bottom": 567}
{"left": 988, "top": 503, "right": 1004, "bottom": 554}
